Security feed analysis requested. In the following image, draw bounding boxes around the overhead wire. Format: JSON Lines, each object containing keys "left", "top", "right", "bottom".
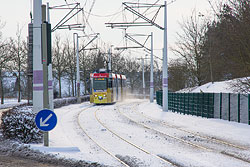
{"left": 132, "top": 0, "right": 161, "bottom": 23}
{"left": 83, "top": 9, "right": 123, "bottom": 18}
{"left": 71, "top": 0, "right": 160, "bottom": 56}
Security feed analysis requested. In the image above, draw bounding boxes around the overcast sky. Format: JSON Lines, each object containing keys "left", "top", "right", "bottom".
{"left": 0, "top": 0, "right": 216, "bottom": 60}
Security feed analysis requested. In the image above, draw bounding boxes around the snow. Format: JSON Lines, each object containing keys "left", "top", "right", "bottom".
{"left": 178, "top": 78, "right": 249, "bottom": 93}
{"left": 191, "top": 81, "right": 232, "bottom": 93}
{"left": 0, "top": 98, "right": 27, "bottom": 109}
{"left": 138, "top": 101, "right": 250, "bottom": 145}
{"left": 29, "top": 99, "right": 250, "bottom": 167}
{"left": 30, "top": 146, "right": 80, "bottom": 153}
{"left": 1, "top": 78, "right": 250, "bottom": 166}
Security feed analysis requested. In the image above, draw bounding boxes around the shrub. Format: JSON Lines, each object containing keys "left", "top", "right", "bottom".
{"left": 1, "top": 106, "right": 42, "bottom": 144}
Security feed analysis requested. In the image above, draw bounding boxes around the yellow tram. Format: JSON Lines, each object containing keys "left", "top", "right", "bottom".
{"left": 90, "top": 69, "right": 126, "bottom": 104}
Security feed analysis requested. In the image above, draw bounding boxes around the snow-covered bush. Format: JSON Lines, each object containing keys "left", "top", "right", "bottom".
{"left": 53, "top": 96, "right": 90, "bottom": 108}
{"left": 0, "top": 106, "right": 42, "bottom": 144}
{"left": 53, "top": 97, "right": 77, "bottom": 108}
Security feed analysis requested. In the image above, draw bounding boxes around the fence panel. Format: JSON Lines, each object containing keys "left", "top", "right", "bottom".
{"left": 156, "top": 91, "right": 214, "bottom": 118}
{"left": 214, "top": 93, "right": 220, "bottom": 118}
{"left": 155, "top": 91, "right": 250, "bottom": 125}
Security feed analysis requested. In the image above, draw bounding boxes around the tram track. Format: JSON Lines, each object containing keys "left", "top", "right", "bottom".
{"left": 116, "top": 102, "right": 250, "bottom": 165}
{"left": 53, "top": 103, "right": 126, "bottom": 167}
{"left": 77, "top": 106, "right": 130, "bottom": 167}
{"left": 77, "top": 104, "right": 180, "bottom": 167}
{"left": 94, "top": 108, "right": 179, "bottom": 167}
{"left": 133, "top": 102, "right": 247, "bottom": 150}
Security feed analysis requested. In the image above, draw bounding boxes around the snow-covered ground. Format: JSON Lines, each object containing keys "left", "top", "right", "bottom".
{"left": 1, "top": 78, "right": 249, "bottom": 166}
{"left": 0, "top": 98, "right": 27, "bottom": 109}
{"left": 178, "top": 78, "right": 249, "bottom": 93}
{"left": 30, "top": 99, "right": 250, "bottom": 167}
{"left": 0, "top": 98, "right": 27, "bottom": 125}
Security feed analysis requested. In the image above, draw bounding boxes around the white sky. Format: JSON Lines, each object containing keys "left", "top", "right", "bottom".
{"left": 0, "top": 0, "right": 215, "bottom": 60}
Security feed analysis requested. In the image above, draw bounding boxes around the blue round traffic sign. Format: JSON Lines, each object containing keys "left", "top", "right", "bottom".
{"left": 35, "top": 109, "right": 57, "bottom": 131}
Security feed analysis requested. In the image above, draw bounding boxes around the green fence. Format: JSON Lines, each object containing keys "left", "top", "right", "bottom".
{"left": 156, "top": 91, "right": 214, "bottom": 118}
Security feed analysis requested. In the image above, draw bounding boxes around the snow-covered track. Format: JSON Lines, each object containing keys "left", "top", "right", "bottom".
{"left": 94, "top": 108, "right": 179, "bottom": 167}
{"left": 116, "top": 104, "right": 210, "bottom": 151}
{"left": 133, "top": 104, "right": 246, "bottom": 150}
{"left": 77, "top": 107, "right": 130, "bottom": 167}
{"left": 116, "top": 103, "right": 250, "bottom": 165}
{"left": 78, "top": 104, "right": 179, "bottom": 167}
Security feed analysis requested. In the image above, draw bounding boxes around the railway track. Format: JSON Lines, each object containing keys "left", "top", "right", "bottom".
{"left": 94, "top": 108, "right": 179, "bottom": 167}
{"left": 115, "top": 102, "right": 250, "bottom": 165}
{"left": 55, "top": 103, "right": 127, "bottom": 167}
{"left": 77, "top": 106, "right": 129, "bottom": 167}
{"left": 132, "top": 102, "right": 247, "bottom": 150}
{"left": 77, "top": 105, "right": 178, "bottom": 167}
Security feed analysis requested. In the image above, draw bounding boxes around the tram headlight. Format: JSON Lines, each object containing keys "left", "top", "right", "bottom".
{"left": 103, "top": 94, "right": 106, "bottom": 97}
{"left": 94, "top": 94, "right": 97, "bottom": 97}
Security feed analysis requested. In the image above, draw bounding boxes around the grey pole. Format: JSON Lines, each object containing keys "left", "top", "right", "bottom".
{"left": 33, "top": 0, "right": 43, "bottom": 113}
{"left": 108, "top": 48, "right": 111, "bottom": 72}
{"left": 142, "top": 58, "right": 145, "bottom": 99}
{"left": 150, "top": 32, "right": 154, "bottom": 102}
{"left": 41, "top": 4, "right": 49, "bottom": 147}
{"left": 75, "top": 33, "right": 81, "bottom": 103}
{"left": 47, "top": 2, "right": 54, "bottom": 111}
{"left": 163, "top": 1, "right": 168, "bottom": 111}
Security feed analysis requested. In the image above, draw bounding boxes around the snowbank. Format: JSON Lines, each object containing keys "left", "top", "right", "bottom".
{"left": 178, "top": 78, "right": 250, "bottom": 93}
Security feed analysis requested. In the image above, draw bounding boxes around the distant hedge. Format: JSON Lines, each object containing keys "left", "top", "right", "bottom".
{"left": 53, "top": 95, "right": 90, "bottom": 108}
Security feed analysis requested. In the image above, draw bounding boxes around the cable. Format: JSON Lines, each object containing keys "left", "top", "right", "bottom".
{"left": 83, "top": 9, "right": 123, "bottom": 18}
{"left": 132, "top": 0, "right": 161, "bottom": 23}
{"left": 86, "top": 0, "right": 96, "bottom": 21}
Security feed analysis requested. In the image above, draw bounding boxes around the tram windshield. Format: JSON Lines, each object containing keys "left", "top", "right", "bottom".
{"left": 93, "top": 78, "right": 107, "bottom": 90}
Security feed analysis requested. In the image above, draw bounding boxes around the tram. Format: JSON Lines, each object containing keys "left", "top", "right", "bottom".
{"left": 90, "top": 69, "right": 127, "bottom": 104}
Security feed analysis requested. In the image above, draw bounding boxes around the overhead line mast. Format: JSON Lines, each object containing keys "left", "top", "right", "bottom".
{"left": 106, "top": 1, "right": 170, "bottom": 106}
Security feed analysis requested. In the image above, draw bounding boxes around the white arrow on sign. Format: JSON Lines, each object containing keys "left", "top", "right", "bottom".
{"left": 40, "top": 114, "right": 53, "bottom": 127}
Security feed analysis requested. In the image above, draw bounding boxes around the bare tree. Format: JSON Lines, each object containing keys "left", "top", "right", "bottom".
{"left": 168, "top": 58, "right": 193, "bottom": 91}
{"left": 52, "top": 35, "right": 67, "bottom": 98}
{"left": 64, "top": 38, "right": 76, "bottom": 97}
{"left": 172, "top": 9, "right": 208, "bottom": 86}
{"left": 11, "top": 24, "right": 27, "bottom": 102}
{"left": 123, "top": 58, "right": 141, "bottom": 93}
{"left": 0, "top": 19, "right": 11, "bottom": 104}
{"left": 0, "top": 41, "right": 13, "bottom": 104}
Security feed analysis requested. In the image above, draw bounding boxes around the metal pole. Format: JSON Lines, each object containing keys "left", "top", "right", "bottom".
{"left": 47, "top": 2, "right": 54, "bottom": 111}
{"left": 33, "top": 0, "right": 43, "bottom": 113}
{"left": 163, "top": 1, "right": 168, "bottom": 111}
{"left": 248, "top": 94, "right": 250, "bottom": 125}
{"left": 238, "top": 93, "right": 240, "bottom": 123}
{"left": 42, "top": 4, "right": 49, "bottom": 147}
{"left": 228, "top": 93, "right": 231, "bottom": 122}
{"left": 150, "top": 32, "right": 154, "bottom": 103}
{"left": 76, "top": 33, "right": 81, "bottom": 103}
{"left": 108, "top": 48, "right": 111, "bottom": 72}
{"left": 142, "top": 58, "right": 145, "bottom": 99}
